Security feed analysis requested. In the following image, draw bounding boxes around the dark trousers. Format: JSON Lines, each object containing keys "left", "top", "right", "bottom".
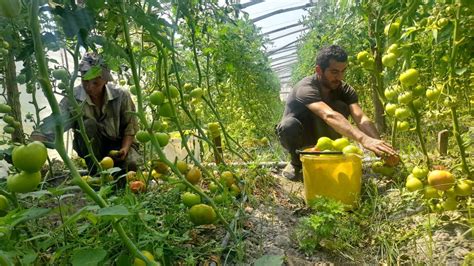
{"left": 276, "top": 100, "right": 350, "bottom": 168}
{"left": 73, "top": 119, "right": 139, "bottom": 175}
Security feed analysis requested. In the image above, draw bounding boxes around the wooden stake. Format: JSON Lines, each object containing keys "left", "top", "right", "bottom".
{"left": 438, "top": 129, "right": 449, "bottom": 156}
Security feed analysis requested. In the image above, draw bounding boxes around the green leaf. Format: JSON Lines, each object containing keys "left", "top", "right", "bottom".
{"left": 47, "top": 185, "right": 81, "bottom": 196}
{"left": 27, "top": 190, "right": 52, "bottom": 198}
{"left": 400, "top": 26, "right": 419, "bottom": 39}
{"left": 0, "top": 252, "right": 14, "bottom": 266}
{"left": 455, "top": 67, "right": 467, "bottom": 76}
{"left": 88, "top": 35, "right": 128, "bottom": 61}
{"left": 254, "top": 254, "right": 284, "bottom": 266}
{"left": 21, "top": 249, "right": 37, "bottom": 265}
{"left": 96, "top": 205, "right": 131, "bottom": 218}
{"left": 116, "top": 253, "right": 132, "bottom": 266}
{"left": 61, "top": 205, "right": 99, "bottom": 228}
{"left": 71, "top": 248, "right": 107, "bottom": 266}
{"left": 2, "top": 208, "right": 51, "bottom": 227}
{"left": 82, "top": 66, "right": 102, "bottom": 80}
{"left": 126, "top": 7, "right": 174, "bottom": 50}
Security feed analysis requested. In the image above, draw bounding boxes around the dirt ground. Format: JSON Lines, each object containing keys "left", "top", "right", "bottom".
{"left": 242, "top": 166, "right": 473, "bottom": 265}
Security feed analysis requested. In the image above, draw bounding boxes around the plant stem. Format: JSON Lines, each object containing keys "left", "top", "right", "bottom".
{"left": 409, "top": 103, "right": 430, "bottom": 169}
{"left": 118, "top": 0, "right": 236, "bottom": 251}
{"left": 448, "top": 4, "right": 470, "bottom": 176}
{"left": 64, "top": 44, "right": 102, "bottom": 172}
{"left": 390, "top": 118, "right": 397, "bottom": 148}
{"left": 427, "top": 212, "right": 433, "bottom": 264}
{"left": 30, "top": 1, "right": 145, "bottom": 264}
{"left": 189, "top": 25, "right": 202, "bottom": 86}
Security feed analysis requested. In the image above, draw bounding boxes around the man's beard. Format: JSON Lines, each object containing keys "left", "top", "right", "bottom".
{"left": 320, "top": 75, "right": 340, "bottom": 90}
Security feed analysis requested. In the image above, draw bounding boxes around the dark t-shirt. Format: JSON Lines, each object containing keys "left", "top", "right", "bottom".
{"left": 281, "top": 74, "right": 358, "bottom": 141}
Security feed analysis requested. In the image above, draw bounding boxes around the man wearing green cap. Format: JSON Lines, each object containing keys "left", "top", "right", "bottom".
{"left": 32, "top": 52, "right": 141, "bottom": 174}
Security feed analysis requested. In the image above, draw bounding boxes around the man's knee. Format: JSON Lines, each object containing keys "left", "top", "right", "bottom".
{"left": 276, "top": 117, "right": 305, "bottom": 152}
{"left": 276, "top": 117, "right": 303, "bottom": 139}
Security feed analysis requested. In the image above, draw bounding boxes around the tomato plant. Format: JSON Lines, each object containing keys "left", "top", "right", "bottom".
{"left": 0, "top": 0, "right": 471, "bottom": 264}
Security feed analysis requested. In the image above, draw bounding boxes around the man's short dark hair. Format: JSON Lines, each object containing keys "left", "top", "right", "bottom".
{"left": 316, "top": 45, "right": 348, "bottom": 70}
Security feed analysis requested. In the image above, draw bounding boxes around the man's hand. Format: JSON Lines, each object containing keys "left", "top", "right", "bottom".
{"left": 118, "top": 147, "right": 129, "bottom": 161}
{"left": 119, "top": 135, "right": 134, "bottom": 161}
{"left": 30, "top": 133, "right": 48, "bottom": 142}
{"left": 361, "top": 136, "right": 397, "bottom": 157}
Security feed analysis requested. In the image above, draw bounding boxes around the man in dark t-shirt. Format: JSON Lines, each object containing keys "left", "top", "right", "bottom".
{"left": 276, "top": 45, "right": 397, "bottom": 180}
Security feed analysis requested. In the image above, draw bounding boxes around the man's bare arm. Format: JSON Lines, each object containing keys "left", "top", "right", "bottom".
{"left": 306, "top": 101, "right": 397, "bottom": 156}
{"left": 349, "top": 103, "right": 380, "bottom": 139}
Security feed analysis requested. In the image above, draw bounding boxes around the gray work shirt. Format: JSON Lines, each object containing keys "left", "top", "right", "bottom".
{"left": 33, "top": 83, "right": 139, "bottom": 143}
{"left": 279, "top": 74, "right": 359, "bottom": 141}
{"left": 282, "top": 74, "right": 358, "bottom": 122}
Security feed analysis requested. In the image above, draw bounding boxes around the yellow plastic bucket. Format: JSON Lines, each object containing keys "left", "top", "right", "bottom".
{"left": 300, "top": 150, "right": 362, "bottom": 209}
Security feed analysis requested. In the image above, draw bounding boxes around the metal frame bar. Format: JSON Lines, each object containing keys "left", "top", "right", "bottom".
{"left": 251, "top": 3, "right": 316, "bottom": 23}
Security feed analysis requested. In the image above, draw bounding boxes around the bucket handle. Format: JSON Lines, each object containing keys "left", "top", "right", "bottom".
{"left": 296, "top": 149, "right": 343, "bottom": 155}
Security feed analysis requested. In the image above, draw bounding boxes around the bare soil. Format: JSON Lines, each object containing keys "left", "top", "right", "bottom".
{"left": 242, "top": 166, "right": 473, "bottom": 265}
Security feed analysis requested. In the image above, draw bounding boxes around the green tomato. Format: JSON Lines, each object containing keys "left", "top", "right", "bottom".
{"left": 149, "top": 91, "right": 165, "bottom": 106}
{"left": 426, "top": 88, "right": 441, "bottom": 101}
{"left": 52, "top": 69, "right": 69, "bottom": 81}
{"left": 3, "top": 115, "right": 15, "bottom": 125}
{"left": 394, "top": 107, "right": 411, "bottom": 120}
{"left": 342, "top": 144, "right": 363, "bottom": 156}
{"left": 183, "top": 83, "right": 193, "bottom": 91}
{"left": 382, "top": 53, "right": 397, "bottom": 67}
{"left": 155, "top": 132, "right": 170, "bottom": 147}
{"left": 412, "top": 85, "right": 425, "bottom": 97}
{"left": 135, "top": 130, "right": 151, "bottom": 143}
{"left": 167, "top": 85, "right": 180, "bottom": 98}
{"left": 437, "top": 18, "right": 449, "bottom": 28}
{"left": 2, "top": 40, "right": 9, "bottom": 49}
{"left": 398, "top": 91, "right": 413, "bottom": 105}
{"left": 412, "top": 98, "right": 424, "bottom": 109}
{"left": 16, "top": 74, "right": 26, "bottom": 84}
{"left": 12, "top": 141, "right": 48, "bottom": 173}
{"left": 0, "top": 103, "right": 12, "bottom": 113}
{"left": 3, "top": 126, "right": 15, "bottom": 134}
{"left": 57, "top": 82, "right": 67, "bottom": 90}
{"left": 0, "top": 195, "right": 8, "bottom": 211}
{"left": 356, "top": 51, "right": 370, "bottom": 62}
{"left": 7, "top": 171, "right": 42, "bottom": 193}
{"left": 384, "top": 22, "right": 400, "bottom": 37}
{"left": 385, "top": 103, "right": 397, "bottom": 116}
{"left": 384, "top": 88, "right": 397, "bottom": 102}
{"left": 397, "top": 121, "right": 410, "bottom": 132}
{"left": 190, "top": 87, "right": 204, "bottom": 98}
{"left": 159, "top": 102, "right": 174, "bottom": 117}
{"left": 399, "top": 68, "right": 419, "bottom": 87}
{"left": 332, "top": 138, "right": 350, "bottom": 151}
{"left": 181, "top": 192, "right": 201, "bottom": 207}
{"left": 387, "top": 43, "right": 400, "bottom": 56}
{"left": 362, "top": 58, "right": 375, "bottom": 70}
{"left": 412, "top": 166, "right": 428, "bottom": 179}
